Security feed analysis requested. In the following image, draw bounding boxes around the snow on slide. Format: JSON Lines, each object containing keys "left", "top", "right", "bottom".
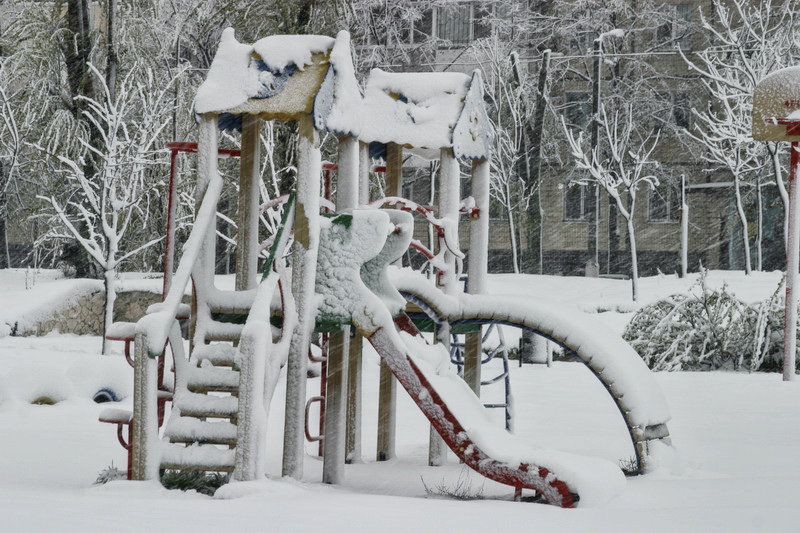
{"left": 391, "top": 268, "right": 672, "bottom": 432}
{"left": 314, "top": 209, "right": 631, "bottom": 506}
{"left": 367, "top": 316, "right": 626, "bottom": 507}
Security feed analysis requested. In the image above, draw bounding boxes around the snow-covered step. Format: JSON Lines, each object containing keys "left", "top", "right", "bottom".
{"left": 165, "top": 416, "right": 237, "bottom": 446}
{"left": 173, "top": 391, "right": 238, "bottom": 419}
{"left": 106, "top": 321, "right": 136, "bottom": 340}
{"left": 193, "top": 343, "right": 238, "bottom": 367}
{"left": 186, "top": 365, "right": 240, "bottom": 394}
{"left": 146, "top": 302, "right": 192, "bottom": 320}
{"left": 205, "top": 321, "right": 244, "bottom": 342}
{"left": 160, "top": 442, "right": 235, "bottom": 472}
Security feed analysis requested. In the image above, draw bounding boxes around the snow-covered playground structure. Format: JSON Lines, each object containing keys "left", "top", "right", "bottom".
{"left": 106, "top": 29, "right": 672, "bottom": 508}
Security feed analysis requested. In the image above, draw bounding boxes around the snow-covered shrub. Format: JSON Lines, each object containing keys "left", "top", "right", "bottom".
{"left": 160, "top": 470, "right": 228, "bottom": 496}
{"left": 66, "top": 358, "right": 131, "bottom": 402}
{"left": 421, "top": 468, "right": 485, "bottom": 500}
{"left": 6, "top": 365, "right": 73, "bottom": 404}
{"left": 95, "top": 464, "right": 126, "bottom": 484}
{"left": 746, "top": 278, "right": 800, "bottom": 373}
{"left": 623, "top": 273, "right": 755, "bottom": 371}
{"left": 624, "top": 274, "right": 799, "bottom": 372}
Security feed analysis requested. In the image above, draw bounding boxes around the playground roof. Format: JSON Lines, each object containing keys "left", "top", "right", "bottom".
{"left": 193, "top": 29, "right": 492, "bottom": 160}
{"left": 193, "top": 29, "right": 336, "bottom": 121}
{"left": 324, "top": 68, "right": 493, "bottom": 160}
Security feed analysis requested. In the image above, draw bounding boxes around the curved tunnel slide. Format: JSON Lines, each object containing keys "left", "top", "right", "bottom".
{"left": 361, "top": 271, "right": 672, "bottom": 507}
{"left": 367, "top": 312, "right": 627, "bottom": 507}
{"left": 391, "top": 270, "right": 673, "bottom": 475}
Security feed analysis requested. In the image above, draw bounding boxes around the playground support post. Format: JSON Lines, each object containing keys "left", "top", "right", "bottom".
{"left": 376, "top": 142, "right": 402, "bottom": 461}
{"left": 236, "top": 114, "right": 261, "bottom": 291}
{"left": 345, "top": 332, "right": 362, "bottom": 463}
{"left": 346, "top": 141, "right": 370, "bottom": 464}
{"left": 784, "top": 142, "right": 800, "bottom": 381}
{"left": 283, "top": 114, "right": 322, "bottom": 478}
{"left": 358, "top": 141, "right": 370, "bottom": 204}
{"left": 321, "top": 135, "right": 359, "bottom": 480}
{"left": 428, "top": 147, "right": 461, "bottom": 466}
{"left": 464, "top": 158, "right": 490, "bottom": 394}
{"left": 322, "top": 329, "right": 348, "bottom": 484}
{"left": 131, "top": 331, "right": 158, "bottom": 480}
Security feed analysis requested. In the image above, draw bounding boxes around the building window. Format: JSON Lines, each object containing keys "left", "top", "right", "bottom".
{"left": 413, "top": 9, "right": 434, "bottom": 43}
{"left": 564, "top": 182, "right": 589, "bottom": 221}
{"left": 564, "top": 91, "right": 592, "bottom": 130}
{"left": 654, "top": 2, "right": 694, "bottom": 49}
{"left": 672, "top": 92, "right": 691, "bottom": 128}
{"left": 652, "top": 91, "right": 691, "bottom": 130}
{"left": 433, "top": 3, "right": 490, "bottom": 45}
{"left": 675, "top": 3, "right": 694, "bottom": 49}
{"left": 437, "top": 4, "right": 472, "bottom": 44}
{"left": 367, "top": 6, "right": 433, "bottom": 45}
{"left": 649, "top": 184, "right": 680, "bottom": 223}
{"left": 366, "top": 3, "right": 494, "bottom": 47}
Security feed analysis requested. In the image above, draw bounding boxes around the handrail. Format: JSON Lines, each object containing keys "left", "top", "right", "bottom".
{"left": 233, "top": 194, "right": 295, "bottom": 480}
{"left": 136, "top": 175, "right": 224, "bottom": 356}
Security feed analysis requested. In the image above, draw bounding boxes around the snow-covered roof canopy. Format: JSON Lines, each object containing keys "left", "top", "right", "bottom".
{"left": 193, "top": 28, "right": 339, "bottom": 122}
{"left": 320, "top": 67, "right": 492, "bottom": 160}
{"left": 452, "top": 70, "right": 493, "bottom": 161}
{"left": 193, "top": 29, "right": 492, "bottom": 160}
{"left": 752, "top": 65, "right": 800, "bottom": 141}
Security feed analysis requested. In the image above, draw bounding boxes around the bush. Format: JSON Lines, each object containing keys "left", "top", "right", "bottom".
{"left": 623, "top": 272, "right": 798, "bottom": 372}
{"left": 160, "top": 470, "right": 229, "bottom": 496}
{"left": 421, "top": 468, "right": 485, "bottom": 500}
{"left": 95, "top": 463, "right": 126, "bottom": 484}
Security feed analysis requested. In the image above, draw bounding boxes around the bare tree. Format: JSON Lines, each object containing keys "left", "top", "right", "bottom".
{"left": 0, "top": 60, "right": 21, "bottom": 269}
{"left": 683, "top": 88, "right": 763, "bottom": 275}
{"left": 473, "top": 36, "right": 534, "bottom": 273}
{"left": 682, "top": 0, "right": 800, "bottom": 259}
{"left": 563, "top": 104, "right": 660, "bottom": 301}
{"left": 38, "top": 65, "right": 176, "bottom": 353}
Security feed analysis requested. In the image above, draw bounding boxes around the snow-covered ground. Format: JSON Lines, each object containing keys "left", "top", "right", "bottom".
{"left": 1, "top": 269, "right": 798, "bottom": 531}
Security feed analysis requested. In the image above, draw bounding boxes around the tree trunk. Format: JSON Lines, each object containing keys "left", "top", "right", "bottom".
{"left": 757, "top": 181, "right": 763, "bottom": 272}
{"left": 102, "top": 268, "right": 116, "bottom": 355}
{"left": 733, "top": 173, "right": 752, "bottom": 275}
{"left": 0, "top": 185, "right": 9, "bottom": 269}
{"left": 626, "top": 216, "right": 639, "bottom": 302}
{"left": 505, "top": 186, "right": 520, "bottom": 274}
{"left": 769, "top": 143, "right": 788, "bottom": 249}
{"left": 680, "top": 175, "right": 688, "bottom": 278}
{"left": 65, "top": 0, "right": 94, "bottom": 116}
{"left": 106, "top": 0, "right": 118, "bottom": 102}
{"left": 514, "top": 49, "right": 549, "bottom": 275}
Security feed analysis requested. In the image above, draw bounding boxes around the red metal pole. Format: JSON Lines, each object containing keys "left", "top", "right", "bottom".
{"left": 163, "top": 148, "right": 179, "bottom": 298}
{"left": 319, "top": 333, "right": 328, "bottom": 456}
{"left": 323, "top": 168, "right": 332, "bottom": 214}
{"left": 783, "top": 141, "right": 799, "bottom": 381}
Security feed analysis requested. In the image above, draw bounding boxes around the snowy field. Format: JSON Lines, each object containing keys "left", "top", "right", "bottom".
{"left": 1, "top": 269, "right": 799, "bottom": 532}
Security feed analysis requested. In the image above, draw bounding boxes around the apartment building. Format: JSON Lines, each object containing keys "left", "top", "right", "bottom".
{"left": 358, "top": 0, "right": 771, "bottom": 276}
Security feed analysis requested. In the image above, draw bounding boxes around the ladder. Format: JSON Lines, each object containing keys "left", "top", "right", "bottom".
{"left": 159, "top": 342, "right": 240, "bottom": 472}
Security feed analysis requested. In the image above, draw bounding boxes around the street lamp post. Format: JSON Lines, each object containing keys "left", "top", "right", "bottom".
{"left": 588, "top": 30, "right": 623, "bottom": 276}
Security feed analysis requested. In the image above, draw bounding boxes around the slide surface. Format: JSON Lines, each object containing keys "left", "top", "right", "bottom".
{"left": 367, "top": 314, "right": 627, "bottom": 508}
{"left": 392, "top": 269, "right": 672, "bottom": 474}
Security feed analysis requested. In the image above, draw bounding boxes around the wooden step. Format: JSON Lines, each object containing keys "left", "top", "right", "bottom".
{"left": 174, "top": 391, "right": 238, "bottom": 419}
{"left": 165, "top": 416, "right": 237, "bottom": 447}
{"left": 193, "top": 343, "right": 237, "bottom": 368}
{"left": 160, "top": 442, "right": 234, "bottom": 472}
{"left": 186, "top": 365, "right": 240, "bottom": 394}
